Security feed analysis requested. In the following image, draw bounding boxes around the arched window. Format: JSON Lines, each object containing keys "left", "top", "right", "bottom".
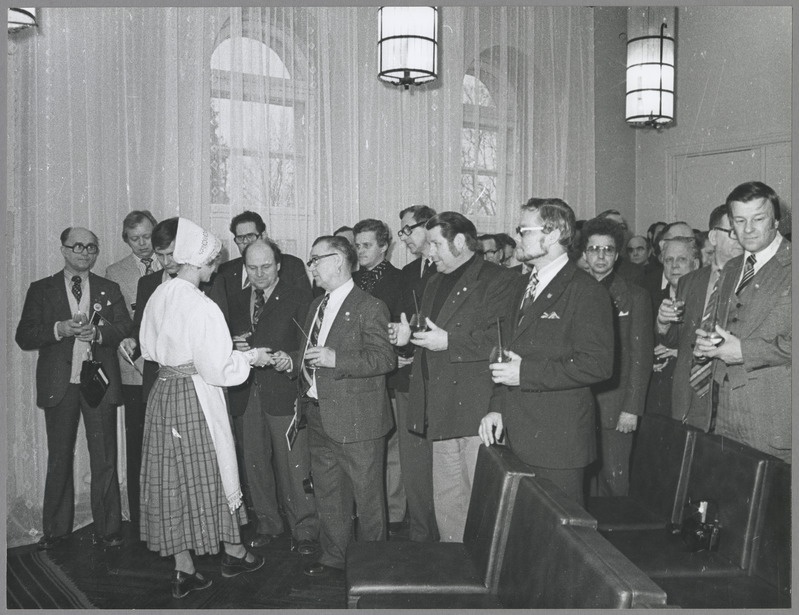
{"left": 460, "top": 59, "right": 516, "bottom": 231}
{"left": 210, "top": 24, "right": 306, "bottom": 211}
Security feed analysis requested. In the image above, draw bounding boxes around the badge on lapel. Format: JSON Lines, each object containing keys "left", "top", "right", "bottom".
{"left": 541, "top": 312, "right": 560, "bottom": 319}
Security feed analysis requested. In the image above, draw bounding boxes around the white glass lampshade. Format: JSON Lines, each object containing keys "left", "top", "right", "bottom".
{"left": 626, "top": 7, "right": 675, "bottom": 127}
{"left": 8, "top": 8, "right": 37, "bottom": 32}
{"left": 378, "top": 6, "right": 438, "bottom": 89}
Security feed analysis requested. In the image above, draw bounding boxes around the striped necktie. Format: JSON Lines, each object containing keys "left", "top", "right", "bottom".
{"left": 688, "top": 279, "right": 719, "bottom": 398}
{"left": 735, "top": 254, "right": 756, "bottom": 295}
{"left": 518, "top": 269, "right": 538, "bottom": 324}
{"left": 302, "top": 294, "right": 330, "bottom": 394}
{"left": 141, "top": 257, "right": 153, "bottom": 275}
{"left": 252, "top": 288, "right": 265, "bottom": 327}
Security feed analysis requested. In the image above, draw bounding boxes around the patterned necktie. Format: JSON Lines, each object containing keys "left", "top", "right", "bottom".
{"left": 736, "top": 254, "right": 757, "bottom": 295}
{"left": 302, "top": 294, "right": 330, "bottom": 393}
{"left": 252, "top": 288, "right": 265, "bottom": 327}
{"left": 689, "top": 278, "right": 719, "bottom": 398}
{"left": 71, "top": 276, "right": 83, "bottom": 303}
{"left": 141, "top": 257, "right": 153, "bottom": 275}
{"left": 518, "top": 268, "right": 538, "bottom": 324}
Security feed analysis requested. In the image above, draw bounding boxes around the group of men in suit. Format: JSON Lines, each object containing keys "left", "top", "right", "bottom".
{"left": 16, "top": 179, "right": 790, "bottom": 566}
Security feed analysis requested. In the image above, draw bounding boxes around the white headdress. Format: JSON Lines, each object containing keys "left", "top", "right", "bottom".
{"left": 173, "top": 217, "right": 222, "bottom": 267}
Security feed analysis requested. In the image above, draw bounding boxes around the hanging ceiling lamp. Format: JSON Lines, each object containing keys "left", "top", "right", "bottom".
{"left": 377, "top": 6, "right": 438, "bottom": 89}
{"left": 626, "top": 7, "right": 675, "bottom": 128}
{"left": 8, "top": 8, "right": 37, "bottom": 33}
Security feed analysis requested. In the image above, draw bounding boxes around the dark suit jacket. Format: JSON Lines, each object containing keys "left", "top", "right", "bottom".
{"left": 207, "top": 252, "right": 312, "bottom": 416}
{"left": 354, "top": 261, "right": 406, "bottom": 389}
{"left": 489, "top": 260, "right": 614, "bottom": 469}
{"left": 711, "top": 239, "right": 791, "bottom": 460}
{"left": 392, "top": 258, "right": 437, "bottom": 393}
{"left": 133, "top": 270, "right": 167, "bottom": 402}
{"left": 407, "top": 257, "right": 518, "bottom": 440}
{"left": 593, "top": 273, "right": 653, "bottom": 428}
{"left": 661, "top": 265, "right": 714, "bottom": 428}
{"left": 208, "top": 253, "right": 312, "bottom": 323}
{"left": 292, "top": 283, "right": 395, "bottom": 443}
{"left": 641, "top": 266, "right": 669, "bottom": 323}
{"left": 16, "top": 271, "right": 132, "bottom": 408}
{"left": 614, "top": 258, "right": 645, "bottom": 288}
{"left": 250, "top": 279, "right": 311, "bottom": 416}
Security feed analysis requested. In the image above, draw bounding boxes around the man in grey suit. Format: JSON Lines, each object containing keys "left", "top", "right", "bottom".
{"left": 657, "top": 204, "right": 743, "bottom": 428}
{"left": 281, "top": 236, "right": 395, "bottom": 576}
{"left": 105, "top": 210, "right": 159, "bottom": 532}
{"left": 694, "top": 181, "right": 791, "bottom": 463}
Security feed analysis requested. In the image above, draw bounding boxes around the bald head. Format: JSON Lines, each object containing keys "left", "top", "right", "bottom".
{"left": 243, "top": 239, "right": 281, "bottom": 291}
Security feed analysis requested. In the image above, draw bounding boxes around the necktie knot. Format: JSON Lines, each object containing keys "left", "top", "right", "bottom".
{"left": 736, "top": 253, "right": 758, "bottom": 295}
{"left": 141, "top": 257, "right": 153, "bottom": 275}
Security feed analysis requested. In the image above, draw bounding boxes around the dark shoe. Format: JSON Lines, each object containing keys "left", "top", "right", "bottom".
{"left": 94, "top": 533, "right": 124, "bottom": 548}
{"left": 172, "top": 571, "right": 212, "bottom": 599}
{"left": 246, "top": 533, "right": 280, "bottom": 549}
{"left": 221, "top": 551, "right": 265, "bottom": 578}
{"left": 388, "top": 521, "right": 408, "bottom": 536}
{"left": 37, "top": 535, "right": 65, "bottom": 550}
{"left": 303, "top": 561, "right": 340, "bottom": 577}
{"left": 293, "top": 539, "right": 319, "bottom": 556}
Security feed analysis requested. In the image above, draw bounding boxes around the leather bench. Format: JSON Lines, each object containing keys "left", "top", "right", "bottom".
{"left": 600, "top": 431, "right": 789, "bottom": 608}
{"left": 345, "top": 444, "right": 535, "bottom": 608}
{"left": 588, "top": 414, "right": 697, "bottom": 530}
{"left": 495, "top": 476, "right": 667, "bottom": 608}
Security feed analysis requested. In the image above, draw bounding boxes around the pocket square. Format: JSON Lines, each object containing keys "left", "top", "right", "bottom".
{"left": 541, "top": 311, "right": 560, "bottom": 319}
{"left": 618, "top": 310, "right": 630, "bottom": 317}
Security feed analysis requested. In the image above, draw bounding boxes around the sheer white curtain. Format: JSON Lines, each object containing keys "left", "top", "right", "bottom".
{"left": 6, "top": 6, "right": 594, "bottom": 546}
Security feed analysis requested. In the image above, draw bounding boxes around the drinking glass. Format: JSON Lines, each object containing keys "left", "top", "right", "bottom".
{"left": 409, "top": 312, "right": 429, "bottom": 333}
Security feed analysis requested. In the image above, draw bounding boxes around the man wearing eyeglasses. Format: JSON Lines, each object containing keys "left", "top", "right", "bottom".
{"left": 479, "top": 234, "right": 505, "bottom": 265}
{"left": 692, "top": 182, "right": 790, "bottom": 462}
{"left": 478, "top": 198, "right": 614, "bottom": 506}
{"left": 393, "top": 205, "right": 439, "bottom": 542}
{"left": 206, "top": 210, "right": 312, "bottom": 542}
{"left": 278, "top": 236, "right": 395, "bottom": 576}
{"left": 16, "top": 227, "right": 132, "bottom": 550}
{"left": 656, "top": 205, "right": 742, "bottom": 430}
{"left": 580, "top": 217, "right": 653, "bottom": 497}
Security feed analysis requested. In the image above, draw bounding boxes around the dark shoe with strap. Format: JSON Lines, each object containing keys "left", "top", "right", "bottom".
{"left": 303, "top": 561, "right": 341, "bottom": 577}
{"left": 221, "top": 551, "right": 265, "bottom": 578}
{"left": 37, "top": 535, "right": 65, "bottom": 550}
{"left": 172, "top": 571, "right": 212, "bottom": 599}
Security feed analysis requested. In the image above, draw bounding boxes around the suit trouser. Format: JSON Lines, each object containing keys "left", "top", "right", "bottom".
{"left": 431, "top": 435, "right": 481, "bottom": 542}
{"left": 237, "top": 387, "right": 284, "bottom": 536}
{"left": 527, "top": 464, "right": 586, "bottom": 507}
{"left": 385, "top": 394, "right": 407, "bottom": 523}
{"left": 394, "top": 391, "right": 438, "bottom": 542}
{"left": 241, "top": 387, "right": 320, "bottom": 540}
{"left": 43, "top": 384, "right": 121, "bottom": 539}
{"left": 306, "top": 402, "right": 386, "bottom": 568}
{"left": 121, "top": 384, "right": 145, "bottom": 526}
{"left": 589, "top": 427, "right": 633, "bottom": 498}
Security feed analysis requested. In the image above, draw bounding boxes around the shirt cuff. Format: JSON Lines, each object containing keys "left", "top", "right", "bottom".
{"left": 54, "top": 321, "right": 63, "bottom": 341}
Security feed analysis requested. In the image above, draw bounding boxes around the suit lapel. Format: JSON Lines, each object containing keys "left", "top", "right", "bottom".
{"left": 736, "top": 240, "right": 791, "bottom": 338}
{"left": 434, "top": 258, "right": 483, "bottom": 327}
{"left": 259, "top": 279, "right": 286, "bottom": 323}
{"left": 513, "top": 263, "right": 574, "bottom": 342}
{"left": 50, "top": 272, "right": 73, "bottom": 320}
{"left": 323, "top": 286, "right": 358, "bottom": 347}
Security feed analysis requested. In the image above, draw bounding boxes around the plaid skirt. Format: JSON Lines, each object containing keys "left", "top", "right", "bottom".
{"left": 139, "top": 369, "right": 247, "bottom": 557}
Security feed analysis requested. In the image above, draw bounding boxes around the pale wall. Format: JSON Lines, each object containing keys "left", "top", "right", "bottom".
{"left": 634, "top": 6, "right": 791, "bottom": 233}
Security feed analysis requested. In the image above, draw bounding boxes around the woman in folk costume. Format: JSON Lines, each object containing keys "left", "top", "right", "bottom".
{"left": 139, "top": 218, "right": 273, "bottom": 598}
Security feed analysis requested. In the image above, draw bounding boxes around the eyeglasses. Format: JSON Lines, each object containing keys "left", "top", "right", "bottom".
{"left": 63, "top": 242, "right": 99, "bottom": 255}
{"left": 306, "top": 253, "right": 338, "bottom": 268}
{"left": 233, "top": 232, "right": 261, "bottom": 245}
{"left": 515, "top": 226, "right": 545, "bottom": 236}
{"left": 585, "top": 245, "right": 617, "bottom": 256}
{"left": 482, "top": 248, "right": 503, "bottom": 256}
{"left": 398, "top": 221, "right": 425, "bottom": 238}
{"left": 712, "top": 226, "right": 736, "bottom": 238}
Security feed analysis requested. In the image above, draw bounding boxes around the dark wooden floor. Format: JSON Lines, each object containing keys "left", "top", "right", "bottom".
{"left": 9, "top": 520, "right": 405, "bottom": 609}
